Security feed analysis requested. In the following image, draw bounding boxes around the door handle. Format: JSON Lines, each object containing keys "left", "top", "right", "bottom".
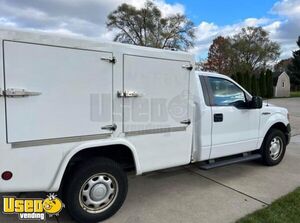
{"left": 182, "top": 64, "right": 193, "bottom": 71}
{"left": 117, "top": 90, "right": 141, "bottom": 98}
{"left": 101, "top": 124, "right": 117, "bottom": 131}
{"left": 214, "top": 113, "right": 223, "bottom": 122}
{"left": 180, "top": 119, "right": 191, "bottom": 125}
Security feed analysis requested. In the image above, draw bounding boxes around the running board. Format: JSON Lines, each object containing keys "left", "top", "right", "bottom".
{"left": 198, "top": 154, "right": 262, "bottom": 170}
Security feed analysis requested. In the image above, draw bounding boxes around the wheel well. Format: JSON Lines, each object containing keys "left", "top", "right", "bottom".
{"left": 59, "top": 145, "right": 136, "bottom": 192}
{"left": 68, "top": 144, "right": 135, "bottom": 171}
{"left": 268, "top": 122, "right": 289, "bottom": 142}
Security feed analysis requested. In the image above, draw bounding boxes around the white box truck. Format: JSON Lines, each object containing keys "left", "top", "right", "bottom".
{"left": 0, "top": 29, "right": 291, "bottom": 222}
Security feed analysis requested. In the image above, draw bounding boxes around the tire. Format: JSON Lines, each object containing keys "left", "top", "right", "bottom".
{"left": 261, "top": 129, "right": 286, "bottom": 166}
{"left": 64, "top": 157, "right": 128, "bottom": 223}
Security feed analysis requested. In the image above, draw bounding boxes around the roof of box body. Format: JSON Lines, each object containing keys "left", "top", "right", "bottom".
{"left": 0, "top": 28, "right": 194, "bottom": 62}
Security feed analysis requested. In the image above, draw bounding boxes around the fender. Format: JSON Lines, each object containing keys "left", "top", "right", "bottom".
{"left": 48, "top": 138, "right": 141, "bottom": 192}
{"left": 258, "top": 112, "right": 289, "bottom": 148}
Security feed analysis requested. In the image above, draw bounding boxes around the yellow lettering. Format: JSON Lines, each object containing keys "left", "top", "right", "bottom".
{"left": 34, "top": 200, "right": 44, "bottom": 213}
{"left": 24, "top": 200, "right": 34, "bottom": 213}
{"left": 3, "top": 197, "right": 15, "bottom": 213}
{"left": 3, "top": 197, "right": 45, "bottom": 214}
{"left": 15, "top": 200, "right": 24, "bottom": 213}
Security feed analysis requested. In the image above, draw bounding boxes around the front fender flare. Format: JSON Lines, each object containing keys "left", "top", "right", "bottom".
{"left": 258, "top": 113, "right": 289, "bottom": 148}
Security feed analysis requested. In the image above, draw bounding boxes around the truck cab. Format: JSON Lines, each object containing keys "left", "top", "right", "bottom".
{"left": 192, "top": 71, "right": 291, "bottom": 167}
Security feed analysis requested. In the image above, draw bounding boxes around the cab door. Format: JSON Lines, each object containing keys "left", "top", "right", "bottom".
{"left": 206, "top": 76, "right": 260, "bottom": 159}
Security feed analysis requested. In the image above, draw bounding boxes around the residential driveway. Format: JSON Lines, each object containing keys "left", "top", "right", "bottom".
{"left": 268, "top": 97, "right": 300, "bottom": 136}
{"left": 1, "top": 97, "right": 299, "bottom": 223}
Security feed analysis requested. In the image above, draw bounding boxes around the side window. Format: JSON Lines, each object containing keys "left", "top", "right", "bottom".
{"left": 208, "top": 77, "right": 246, "bottom": 106}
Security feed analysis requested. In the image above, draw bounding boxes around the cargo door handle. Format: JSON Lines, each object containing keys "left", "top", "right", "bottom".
{"left": 117, "top": 90, "right": 141, "bottom": 98}
{"left": 180, "top": 119, "right": 191, "bottom": 125}
{"left": 182, "top": 64, "right": 193, "bottom": 71}
{"left": 214, "top": 114, "right": 223, "bottom": 122}
{"left": 101, "top": 56, "right": 116, "bottom": 64}
{"left": 4, "top": 88, "right": 42, "bottom": 97}
{"left": 101, "top": 124, "right": 117, "bottom": 131}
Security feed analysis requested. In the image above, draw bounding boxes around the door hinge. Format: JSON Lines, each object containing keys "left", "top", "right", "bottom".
{"left": 3, "top": 88, "right": 42, "bottom": 97}
{"left": 101, "top": 56, "right": 116, "bottom": 64}
{"left": 101, "top": 123, "right": 117, "bottom": 131}
{"left": 182, "top": 64, "right": 193, "bottom": 71}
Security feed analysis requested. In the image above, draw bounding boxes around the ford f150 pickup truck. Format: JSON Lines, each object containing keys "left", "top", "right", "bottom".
{"left": 0, "top": 29, "right": 291, "bottom": 223}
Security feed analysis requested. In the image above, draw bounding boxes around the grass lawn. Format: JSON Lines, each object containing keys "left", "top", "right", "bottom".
{"left": 290, "top": 91, "right": 300, "bottom": 97}
{"left": 237, "top": 187, "right": 300, "bottom": 223}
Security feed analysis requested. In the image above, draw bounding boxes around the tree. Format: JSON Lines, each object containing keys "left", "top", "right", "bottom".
{"left": 274, "top": 58, "right": 292, "bottom": 74}
{"left": 203, "top": 27, "right": 280, "bottom": 76}
{"left": 244, "top": 71, "right": 251, "bottom": 92}
{"left": 231, "top": 27, "right": 280, "bottom": 74}
{"left": 287, "top": 36, "right": 300, "bottom": 90}
{"left": 202, "top": 36, "right": 232, "bottom": 74}
{"left": 266, "top": 69, "right": 274, "bottom": 98}
{"left": 259, "top": 71, "right": 267, "bottom": 98}
{"left": 251, "top": 75, "right": 258, "bottom": 95}
{"left": 236, "top": 72, "right": 244, "bottom": 86}
{"left": 106, "top": 1, "right": 195, "bottom": 50}
{"left": 231, "top": 73, "right": 237, "bottom": 82}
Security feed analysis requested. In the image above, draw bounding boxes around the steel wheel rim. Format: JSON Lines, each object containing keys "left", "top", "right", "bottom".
{"left": 79, "top": 173, "right": 118, "bottom": 214}
{"left": 269, "top": 136, "right": 283, "bottom": 161}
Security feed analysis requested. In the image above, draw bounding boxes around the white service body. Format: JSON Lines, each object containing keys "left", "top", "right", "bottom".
{"left": 0, "top": 29, "right": 290, "bottom": 193}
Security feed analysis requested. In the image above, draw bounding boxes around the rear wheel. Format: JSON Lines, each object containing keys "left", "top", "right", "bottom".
{"left": 261, "top": 129, "right": 286, "bottom": 166}
{"left": 64, "top": 158, "right": 128, "bottom": 223}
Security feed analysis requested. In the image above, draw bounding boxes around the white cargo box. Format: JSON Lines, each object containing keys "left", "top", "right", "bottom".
{"left": 0, "top": 29, "right": 194, "bottom": 144}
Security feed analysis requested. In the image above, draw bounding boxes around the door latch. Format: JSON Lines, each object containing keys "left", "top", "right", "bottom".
{"left": 3, "top": 88, "right": 42, "bottom": 97}
{"left": 101, "top": 56, "right": 116, "bottom": 64}
{"left": 117, "top": 90, "right": 140, "bottom": 98}
{"left": 180, "top": 119, "right": 191, "bottom": 125}
{"left": 182, "top": 64, "right": 193, "bottom": 71}
{"left": 101, "top": 123, "right": 117, "bottom": 131}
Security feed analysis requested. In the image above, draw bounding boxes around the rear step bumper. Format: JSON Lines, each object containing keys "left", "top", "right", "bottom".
{"left": 198, "top": 153, "right": 262, "bottom": 170}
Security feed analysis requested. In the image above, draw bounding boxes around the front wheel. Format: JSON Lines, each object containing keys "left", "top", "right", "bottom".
{"left": 261, "top": 129, "right": 286, "bottom": 166}
{"left": 64, "top": 158, "right": 128, "bottom": 223}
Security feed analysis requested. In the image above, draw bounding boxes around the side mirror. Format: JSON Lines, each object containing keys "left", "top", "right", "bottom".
{"left": 250, "top": 96, "right": 263, "bottom": 109}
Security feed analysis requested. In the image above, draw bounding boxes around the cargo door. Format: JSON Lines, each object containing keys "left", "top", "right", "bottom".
{"left": 123, "top": 55, "right": 191, "bottom": 134}
{"left": 3, "top": 41, "right": 114, "bottom": 143}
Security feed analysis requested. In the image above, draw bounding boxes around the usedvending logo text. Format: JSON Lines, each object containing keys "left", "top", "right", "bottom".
{"left": 2, "top": 193, "right": 64, "bottom": 221}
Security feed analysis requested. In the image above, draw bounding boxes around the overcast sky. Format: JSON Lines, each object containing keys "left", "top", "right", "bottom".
{"left": 0, "top": 0, "right": 299, "bottom": 61}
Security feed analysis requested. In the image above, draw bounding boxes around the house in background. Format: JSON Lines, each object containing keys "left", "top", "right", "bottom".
{"left": 273, "top": 72, "right": 290, "bottom": 97}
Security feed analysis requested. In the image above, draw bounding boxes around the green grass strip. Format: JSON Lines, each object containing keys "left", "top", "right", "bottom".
{"left": 237, "top": 187, "right": 300, "bottom": 223}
